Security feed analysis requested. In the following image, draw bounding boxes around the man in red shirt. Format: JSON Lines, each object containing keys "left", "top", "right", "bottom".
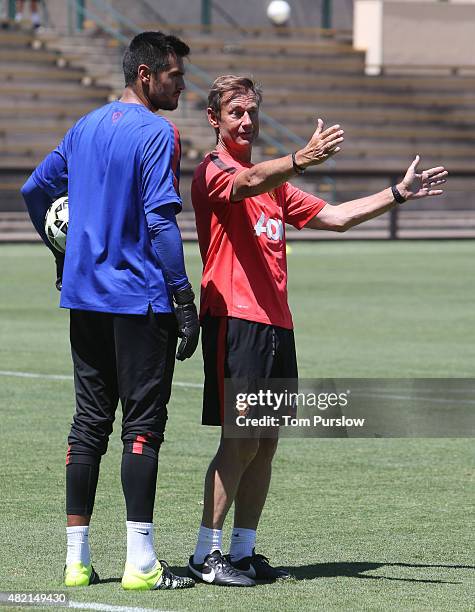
{"left": 188, "top": 75, "right": 448, "bottom": 586}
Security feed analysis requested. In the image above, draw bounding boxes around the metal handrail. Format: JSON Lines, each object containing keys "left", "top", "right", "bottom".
{"left": 66, "top": 0, "right": 129, "bottom": 44}
{"left": 135, "top": 0, "right": 169, "bottom": 25}
{"left": 209, "top": 0, "right": 249, "bottom": 36}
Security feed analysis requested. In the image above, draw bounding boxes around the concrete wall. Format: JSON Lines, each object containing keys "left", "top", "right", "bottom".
{"left": 353, "top": 0, "right": 383, "bottom": 75}
{"left": 383, "top": 1, "right": 475, "bottom": 72}
{"left": 354, "top": 0, "right": 475, "bottom": 74}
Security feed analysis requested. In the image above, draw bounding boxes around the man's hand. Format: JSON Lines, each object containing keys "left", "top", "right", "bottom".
{"left": 397, "top": 155, "right": 449, "bottom": 200}
{"left": 174, "top": 286, "right": 200, "bottom": 361}
{"left": 294, "top": 118, "right": 344, "bottom": 169}
{"left": 55, "top": 255, "right": 64, "bottom": 291}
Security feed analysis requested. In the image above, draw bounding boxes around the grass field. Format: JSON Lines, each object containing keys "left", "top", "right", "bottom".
{"left": 0, "top": 241, "right": 474, "bottom": 612}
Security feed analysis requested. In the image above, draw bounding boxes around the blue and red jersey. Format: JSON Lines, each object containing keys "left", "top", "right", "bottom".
{"left": 26, "top": 101, "right": 184, "bottom": 314}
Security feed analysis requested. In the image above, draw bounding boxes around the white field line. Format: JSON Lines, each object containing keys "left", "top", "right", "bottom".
{"left": 1, "top": 370, "right": 473, "bottom": 404}
{"left": 0, "top": 370, "right": 72, "bottom": 381}
{"left": 69, "top": 601, "right": 175, "bottom": 612}
{"left": 0, "top": 370, "right": 203, "bottom": 389}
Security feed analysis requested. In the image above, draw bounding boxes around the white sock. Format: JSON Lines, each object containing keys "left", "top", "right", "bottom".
{"left": 15, "top": 12, "right": 23, "bottom": 21}
{"left": 66, "top": 526, "right": 90, "bottom": 566}
{"left": 229, "top": 527, "right": 256, "bottom": 562}
{"left": 193, "top": 525, "right": 222, "bottom": 564}
{"left": 126, "top": 521, "right": 157, "bottom": 573}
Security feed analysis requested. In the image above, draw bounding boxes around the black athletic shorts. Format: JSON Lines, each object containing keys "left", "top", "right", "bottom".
{"left": 67, "top": 308, "right": 178, "bottom": 462}
{"left": 201, "top": 315, "right": 298, "bottom": 426}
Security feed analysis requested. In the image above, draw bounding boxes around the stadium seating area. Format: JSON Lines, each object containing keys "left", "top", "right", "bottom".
{"left": 1, "top": 18, "right": 474, "bottom": 240}
{"left": 0, "top": 30, "right": 109, "bottom": 211}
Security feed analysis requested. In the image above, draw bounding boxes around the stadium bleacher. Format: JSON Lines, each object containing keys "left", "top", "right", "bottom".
{"left": 1, "top": 10, "right": 474, "bottom": 241}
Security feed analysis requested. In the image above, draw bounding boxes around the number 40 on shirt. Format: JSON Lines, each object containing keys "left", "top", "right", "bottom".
{"left": 254, "top": 212, "right": 284, "bottom": 242}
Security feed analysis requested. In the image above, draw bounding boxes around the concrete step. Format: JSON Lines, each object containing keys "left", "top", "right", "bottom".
{"left": 38, "top": 31, "right": 120, "bottom": 46}
{"left": 260, "top": 138, "right": 473, "bottom": 159}
{"left": 0, "top": 119, "right": 80, "bottom": 131}
{"left": 263, "top": 89, "right": 475, "bottom": 109}
{"left": 189, "top": 53, "right": 365, "bottom": 73}
{"left": 0, "top": 143, "right": 58, "bottom": 157}
{"left": 0, "top": 81, "right": 110, "bottom": 96}
{"left": 212, "top": 70, "right": 475, "bottom": 93}
{"left": 0, "top": 65, "right": 87, "bottom": 83}
{"left": 263, "top": 104, "right": 475, "bottom": 125}
{"left": 0, "top": 103, "right": 100, "bottom": 122}
{"left": 267, "top": 123, "right": 473, "bottom": 142}
{"left": 0, "top": 132, "right": 66, "bottom": 145}
{"left": 0, "top": 30, "right": 35, "bottom": 46}
{"left": 141, "top": 22, "right": 352, "bottom": 42}
{"left": 0, "top": 47, "right": 61, "bottom": 64}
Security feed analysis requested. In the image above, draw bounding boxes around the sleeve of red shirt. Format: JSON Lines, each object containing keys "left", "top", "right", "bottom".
{"left": 204, "top": 155, "right": 246, "bottom": 205}
{"left": 283, "top": 181, "right": 327, "bottom": 229}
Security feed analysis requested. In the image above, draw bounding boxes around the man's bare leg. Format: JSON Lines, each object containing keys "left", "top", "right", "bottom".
{"left": 67, "top": 515, "right": 90, "bottom": 527}
{"left": 201, "top": 435, "right": 260, "bottom": 529}
{"left": 190, "top": 435, "right": 260, "bottom": 586}
{"left": 188, "top": 435, "right": 259, "bottom": 587}
{"left": 233, "top": 437, "right": 279, "bottom": 530}
{"left": 227, "top": 437, "right": 290, "bottom": 579}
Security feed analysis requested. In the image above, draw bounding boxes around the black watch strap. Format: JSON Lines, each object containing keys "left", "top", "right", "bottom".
{"left": 391, "top": 185, "right": 406, "bottom": 204}
{"left": 292, "top": 152, "right": 305, "bottom": 175}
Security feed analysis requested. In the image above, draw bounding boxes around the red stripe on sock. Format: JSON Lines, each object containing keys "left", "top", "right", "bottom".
{"left": 132, "top": 434, "right": 148, "bottom": 454}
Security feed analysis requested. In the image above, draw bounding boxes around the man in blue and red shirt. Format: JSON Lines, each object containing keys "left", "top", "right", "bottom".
{"left": 21, "top": 32, "right": 198, "bottom": 591}
{"left": 188, "top": 75, "right": 448, "bottom": 586}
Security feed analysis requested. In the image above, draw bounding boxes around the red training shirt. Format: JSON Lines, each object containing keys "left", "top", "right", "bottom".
{"left": 191, "top": 149, "right": 326, "bottom": 329}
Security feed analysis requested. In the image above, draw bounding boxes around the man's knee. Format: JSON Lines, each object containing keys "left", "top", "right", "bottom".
{"left": 69, "top": 412, "right": 114, "bottom": 457}
{"left": 121, "top": 405, "right": 168, "bottom": 460}
{"left": 122, "top": 431, "right": 163, "bottom": 459}
{"left": 218, "top": 437, "right": 260, "bottom": 466}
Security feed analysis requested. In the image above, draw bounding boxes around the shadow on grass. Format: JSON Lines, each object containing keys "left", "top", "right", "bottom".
{"left": 95, "top": 562, "right": 474, "bottom": 586}
{"left": 285, "top": 561, "right": 474, "bottom": 584}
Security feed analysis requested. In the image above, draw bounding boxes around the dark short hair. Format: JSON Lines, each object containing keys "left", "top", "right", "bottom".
{"left": 208, "top": 75, "right": 262, "bottom": 117}
{"left": 123, "top": 31, "right": 190, "bottom": 86}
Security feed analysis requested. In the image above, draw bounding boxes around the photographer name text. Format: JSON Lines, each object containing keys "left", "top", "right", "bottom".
{"left": 236, "top": 415, "right": 365, "bottom": 428}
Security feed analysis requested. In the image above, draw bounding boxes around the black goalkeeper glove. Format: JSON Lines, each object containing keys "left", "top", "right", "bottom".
{"left": 55, "top": 255, "right": 64, "bottom": 291}
{"left": 174, "top": 285, "right": 200, "bottom": 361}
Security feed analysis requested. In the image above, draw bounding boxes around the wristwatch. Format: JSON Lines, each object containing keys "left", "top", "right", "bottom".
{"left": 292, "top": 152, "right": 306, "bottom": 175}
{"left": 391, "top": 185, "right": 406, "bottom": 204}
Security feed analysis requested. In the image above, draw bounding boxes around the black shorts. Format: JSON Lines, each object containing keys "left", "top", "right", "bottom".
{"left": 201, "top": 315, "right": 298, "bottom": 426}
{"left": 67, "top": 308, "right": 178, "bottom": 461}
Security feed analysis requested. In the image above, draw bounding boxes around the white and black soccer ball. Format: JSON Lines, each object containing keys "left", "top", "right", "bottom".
{"left": 45, "top": 195, "right": 68, "bottom": 254}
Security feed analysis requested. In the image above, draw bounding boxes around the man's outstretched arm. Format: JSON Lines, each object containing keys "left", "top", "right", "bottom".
{"left": 305, "top": 156, "right": 448, "bottom": 233}
{"left": 231, "top": 119, "right": 344, "bottom": 201}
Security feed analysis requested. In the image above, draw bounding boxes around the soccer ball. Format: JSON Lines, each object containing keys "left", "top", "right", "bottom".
{"left": 266, "top": 1, "right": 291, "bottom": 25}
{"left": 45, "top": 195, "right": 68, "bottom": 253}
